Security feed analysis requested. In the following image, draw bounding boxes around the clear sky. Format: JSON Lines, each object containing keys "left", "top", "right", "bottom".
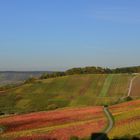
{"left": 0, "top": 0, "right": 140, "bottom": 71}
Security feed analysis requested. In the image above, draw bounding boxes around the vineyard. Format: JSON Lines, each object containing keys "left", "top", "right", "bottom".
{"left": 0, "top": 74, "right": 132, "bottom": 114}
{"left": 131, "top": 76, "right": 140, "bottom": 97}
{"left": 109, "top": 99, "right": 140, "bottom": 139}
{"left": 0, "top": 106, "right": 107, "bottom": 140}
{"left": 0, "top": 74, "right": 140, "bottom": 139}
{"left": 1, "top": 99, "right": 140, "bottom": 140}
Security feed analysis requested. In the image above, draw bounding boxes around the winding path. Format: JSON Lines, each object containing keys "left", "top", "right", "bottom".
{"left": 120, "top": 75, "right": 138, "bottom": 100}
{"left": 96, "top": 74, "right": 140, "bottom": 140}
{"left": 95, "top": 107, "right": 114, "bottom": 140}
{"left": 127, "top": 75, "right": 138, "bottom": 97}
{"left": 104, "top": 107, "right": 114, "bottom": 134}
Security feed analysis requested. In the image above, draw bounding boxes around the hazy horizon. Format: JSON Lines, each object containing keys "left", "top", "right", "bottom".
{"left": 0, "top": 0, "right": 140, "bottom": 71}
{"left": 0, "top": 65, "right": 140, "bottom": 72}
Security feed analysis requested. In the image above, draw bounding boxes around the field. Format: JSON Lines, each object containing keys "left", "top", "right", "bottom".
{"left": 131, "top": 76, "right": 140, "bottom": 97}
{"left": 1, "top": 99, "right": 140, "bottom": 140}
{"left": 0, "top": 74, "right": 140, "bottom": 139}
{"left": 0, "top": 74, "right": 132, "bottom": 114}
{"left": 109, "top": 99, "right": 140, "bottom": 139}
{"left": 0, "top": 106, "right": 107, "bottom": 140}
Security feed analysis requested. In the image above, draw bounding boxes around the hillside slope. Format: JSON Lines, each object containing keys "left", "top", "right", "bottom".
{"left": 1, "top": 99, "right": 140, "bottom": 140}
{"left": 0, "top": 106, "right": 107, "bottom": 140}
{"left": 131, "top": 76, "right": 140, "bottom": 97}
{"left": 109, "top": 99, "right": 140, "bottom": 139}
{"left": 0, "top": 74, "right": 132, "bottom": 114}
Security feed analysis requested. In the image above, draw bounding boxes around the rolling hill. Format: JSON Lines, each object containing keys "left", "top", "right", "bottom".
{"left": 0, "top": 73, "right": 140, "bottom": 140}
{"left": 0, "top": 74, "right": 134, "bottom": 114}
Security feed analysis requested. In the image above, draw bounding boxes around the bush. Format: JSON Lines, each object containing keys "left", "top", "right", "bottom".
{"left": 104, "top": 105, "right": 108, "bottom": 107}
{"left": 70, "top": 136, "right": 79, "bottom": 140}
{"left": 125, "top": 96, "right": 133, "bottom": 101}
{"left": 0, "top": 111, "right": 5, "bottom": 116}
{"left": 47, "top": 104, "right": 58, "bottom": 110}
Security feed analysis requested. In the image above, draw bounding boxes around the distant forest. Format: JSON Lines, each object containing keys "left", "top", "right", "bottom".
{"left": 40, "top": 66, "right": 140, "bottom": 79}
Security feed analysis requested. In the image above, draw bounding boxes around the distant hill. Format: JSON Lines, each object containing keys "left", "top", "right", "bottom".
{"left": 0, "top": 71, "right": 51, "bottom": 86}
{"left": 1, "top": 65, "right": 140, "bottom": 86}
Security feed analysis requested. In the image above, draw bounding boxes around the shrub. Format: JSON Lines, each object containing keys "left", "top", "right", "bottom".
{"left": 70, "top": 136, "right": 79, "bottom": 140}
{"left": 47, "top": 104, "right": 58, "bottom": 110}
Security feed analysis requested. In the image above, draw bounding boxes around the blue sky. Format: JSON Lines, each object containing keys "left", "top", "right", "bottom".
{"left": 0, "top": 0, "right": 140, "bottom": 71}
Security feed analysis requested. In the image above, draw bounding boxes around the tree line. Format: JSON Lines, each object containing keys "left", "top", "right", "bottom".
{"left": 40, "top": 66, "right": 140, "bottom": 79}
{"left": 1, "top": 66, "right": 140, "bottom": 91}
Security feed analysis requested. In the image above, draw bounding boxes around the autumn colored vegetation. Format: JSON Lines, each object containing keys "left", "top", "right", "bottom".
{"left": 109, "top": 99, "right": 140, "bottom": 139}
{"left": 0, "top": 74, "right": 132, "bottom": 114}
{"left": 1, "top": 99, "right": 140, "bottom": 140}
{"left": 0, "top": 106, "right": 107, "bottom": 140}
{"left": 131, "top": 76, "right": 140, "bottom": 97}
{"left": 0, "top": 68, "right": 140, "bottom": 140}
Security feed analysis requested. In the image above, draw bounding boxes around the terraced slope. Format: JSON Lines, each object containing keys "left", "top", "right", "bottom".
{"left": 109, "top": 99, "right": 140, "bottom": 139}
{"left": 0, "top": 106, "right": 107, "bottom": 140}
{"left": 0, "top": 74, "right": 132, "bottom": 114}
{"left": 1, "top": 97, "right": 140, "bottom": 140}
{"left": 131, "top": 75, "right": 140, "bottom": 97}
{"left": 108, "top": 74, "right": 131, "bottom": 97}
{"left": 99, "top": 75, "right": 114, "bottom": 97}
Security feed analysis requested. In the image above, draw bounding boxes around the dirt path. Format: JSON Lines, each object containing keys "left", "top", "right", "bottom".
{"left": 96, "top": 74, "right": 140, "bottom": 140}
{"left": 98, "top": 75, "right": 139, "bottom": 139}
{"left": 127, "top": 76, "right": 138, "bottom": 97}
{"left": 120, "top": 75, "right": 139, "bottom": 100}
{"left": 104, "top": 107, "right": 114, "bottom": 134}
{"left": 95, "top": 107, "right": 114, "bottom": 140}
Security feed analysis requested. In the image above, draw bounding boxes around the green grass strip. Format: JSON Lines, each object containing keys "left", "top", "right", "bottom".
{"left": 99, "top": 75, "right": 114, "bottom": 97}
